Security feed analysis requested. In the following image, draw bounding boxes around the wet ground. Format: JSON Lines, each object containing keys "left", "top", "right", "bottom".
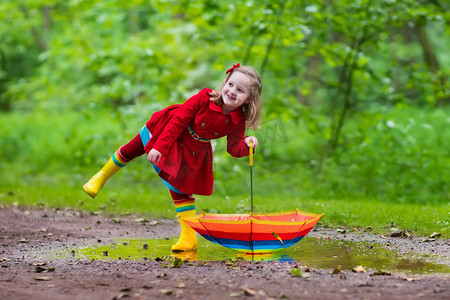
{"left": 1, "top": 206, "right": 449, "bottom": 299}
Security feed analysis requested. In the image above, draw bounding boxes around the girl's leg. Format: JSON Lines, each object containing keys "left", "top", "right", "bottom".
{"left": 170, "top": 189, "right": 198, "bottom": 252}
{"left": 83, "top": 134, "right": 144, "bottom": 198}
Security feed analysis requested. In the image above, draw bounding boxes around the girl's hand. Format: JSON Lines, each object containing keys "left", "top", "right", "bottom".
{"left": 245, "top": 136, "right": 258, "bottom": 149}
{"left": 147, "top": 149, "right": 162, "bottom": 165}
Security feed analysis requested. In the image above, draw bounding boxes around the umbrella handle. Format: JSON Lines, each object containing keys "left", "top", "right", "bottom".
{"left": 249, "top": 140, "right": 253, "bottom": 166}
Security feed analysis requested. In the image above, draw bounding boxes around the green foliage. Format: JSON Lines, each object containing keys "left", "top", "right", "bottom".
{"left": 1, "top": 0, "right": 448, "bottom": 113}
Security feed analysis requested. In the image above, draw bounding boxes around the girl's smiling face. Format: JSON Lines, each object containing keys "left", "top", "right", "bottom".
{"left": 221, "top": 71, "right": 252, "bottom": 114}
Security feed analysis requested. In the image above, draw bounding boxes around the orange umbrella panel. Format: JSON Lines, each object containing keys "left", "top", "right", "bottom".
{"left": 181, "top": 210, "right": 323, "bottom": 253}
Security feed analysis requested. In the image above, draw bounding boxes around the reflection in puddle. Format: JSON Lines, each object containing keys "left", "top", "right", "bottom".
{"left": 74, "top": 236, "right": 449, "bottom": 274}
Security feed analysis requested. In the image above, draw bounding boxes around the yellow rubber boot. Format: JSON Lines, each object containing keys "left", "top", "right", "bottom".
{"left": 83, "top": 149, "right": 128, "bottom": 198}
{"left": 171, "top": 210, "right": 198, "bottom": 252}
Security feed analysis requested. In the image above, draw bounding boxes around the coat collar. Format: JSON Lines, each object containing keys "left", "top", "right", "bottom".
{"left": 209, "top": 100, "right": 245, "bottom": 125}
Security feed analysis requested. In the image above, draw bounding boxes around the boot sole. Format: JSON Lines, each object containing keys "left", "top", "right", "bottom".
{"left": 83, "top": 185, "right": 97, "bottom": 199}
{"left": 171, "top": 247, "right": 197, "bottom": 253}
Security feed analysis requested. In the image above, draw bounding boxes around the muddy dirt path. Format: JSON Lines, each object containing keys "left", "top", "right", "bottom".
{"left": 0, "top": 206, "right": 449, "bottom": 300}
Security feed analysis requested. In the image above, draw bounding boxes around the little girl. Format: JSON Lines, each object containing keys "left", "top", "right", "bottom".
{"left": 83, "top": 63, "right": 262, "bottom": 252}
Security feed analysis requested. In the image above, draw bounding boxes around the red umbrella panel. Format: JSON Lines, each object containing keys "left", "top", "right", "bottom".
{"left": 181, "top": 209, "right": 323, "bottom": 253}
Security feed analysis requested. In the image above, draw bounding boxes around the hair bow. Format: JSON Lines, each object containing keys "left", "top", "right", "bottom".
{"left": 226, "top": 63, "right": 240, "bottom": 74}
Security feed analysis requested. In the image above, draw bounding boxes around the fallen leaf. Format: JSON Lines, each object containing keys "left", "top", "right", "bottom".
{"left": 33, "top": 262, "right": 46, "bottom": 266}
{"left": 229, "top": 292, "right": 241, "bottom": 297}
{"left": 290, "top": 267, "right": 302, "bottom": 277}
{"left": 429, "top": 232, "right": 441, "bottom": 239}
{"left": 390, "top": 228, "right": 402, "bottom": 237}
{"left": 112, "top": 292, "right": 129, "bottom": 300}
{"left": 358, "top": 282, "right": 373, "bottom": 287}
{"left": 405, "top": 277, "right": 420, "bottom": 281}
{"left": 272, "top": 232, "right": 284, "bottom": 246}
{"left": 370, "top": 270, "right": 391, "bottom": 276}
{"left": 34, "top": 276, "right": 51, "bottom": 281}
{"left": 175, "top": 282, "right": 186, "bottom": 288}
{"left": 171, "top": 258, "right": 183, "bottom": 268}
{"left": 241, "top": 287, "right": 256, "bottom": 296}
{"left": 257, "top": 290, "right": 267, "bottom": 297}
{"left": 352, "top": 265, "right": 366, "bottom": 273}
{"left": 19, "top": 239, "right": 29, "bottom": 243}
{"left": 35, "top": 266, "right": 47, "bottom": 273}
{"left": 332, "top": 265, "right": 342, "bottom": 274}
{"left": 134, "top": 218, "right": 148, "bottom": 223}
{"left": 159, "top": 289, "right": 173, "bottom": 295}
{"left": 422, "top": 238, "right": 436, "bottom": 242}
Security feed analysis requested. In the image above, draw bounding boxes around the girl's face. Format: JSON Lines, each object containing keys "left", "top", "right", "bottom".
{"left": 221, "top": 71, "right": 252, "bottom": 114}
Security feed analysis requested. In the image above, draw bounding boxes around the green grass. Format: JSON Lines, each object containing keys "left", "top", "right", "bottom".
{"left": 1, "top": 181, "right": 448, "bottom": 239}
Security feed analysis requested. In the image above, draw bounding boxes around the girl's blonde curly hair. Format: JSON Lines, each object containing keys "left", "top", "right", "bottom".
{"left": 210, "top": 65, "right": 262, "bottom": 130}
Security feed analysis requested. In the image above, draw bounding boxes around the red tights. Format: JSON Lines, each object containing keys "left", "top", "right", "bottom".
{"left": 118, "top": 133, "right": 194, "bottom": 202}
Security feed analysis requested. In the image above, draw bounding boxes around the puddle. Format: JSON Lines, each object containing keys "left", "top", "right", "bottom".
{"left": 73, "top": 237, "right": 449, "bottom": 274}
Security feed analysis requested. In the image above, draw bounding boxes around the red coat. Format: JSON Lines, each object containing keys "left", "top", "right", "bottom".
{"left": 143, "top": 88, "right": 250, "bottom": 196}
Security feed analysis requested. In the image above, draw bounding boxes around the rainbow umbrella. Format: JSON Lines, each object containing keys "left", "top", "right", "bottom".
{"left": 181, "top": 141, "right": 323, "bottom": 253}
{"left": 182, "top": 210, "right": 323, "bottom": 253}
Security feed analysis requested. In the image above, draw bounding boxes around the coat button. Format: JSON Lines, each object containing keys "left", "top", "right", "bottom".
{"left": 191, "top": 151, "right": 195, "bottom": 155}
{"left": 225, "top": 119, "right": 229, "bottom": 123}
{"left": 214, "top": 132, "right": 218, "bottom": 136}
{"left": 201, "top": 123, "right": 206, "bottom": 127}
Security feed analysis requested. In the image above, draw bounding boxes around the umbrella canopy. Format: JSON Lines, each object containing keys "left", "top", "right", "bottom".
{"left": 181, "top": 209, "right": 323, "bottom": 253}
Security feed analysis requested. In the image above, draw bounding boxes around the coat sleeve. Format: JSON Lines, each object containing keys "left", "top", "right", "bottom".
{"left": 153, "top": 89, "right": 210, "bottom": 155}
{"left": 226, "top": 123, "right": 250, "bottom": 158}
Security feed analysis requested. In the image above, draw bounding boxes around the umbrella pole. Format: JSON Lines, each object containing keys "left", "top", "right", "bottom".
{"left": 249, "top": 141, "right": 254, "bottom": 253}
{"left": 250, "top": 167, "right": 253, "bottom": 217}
{"left": 249, "top": 141, "right": 254, "bottom": 217}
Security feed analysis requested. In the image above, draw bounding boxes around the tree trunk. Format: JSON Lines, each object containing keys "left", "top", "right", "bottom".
{"left": 415, "top": 24, "right": 440, "bottom": 73}
{"left": 415, "top": 20, "right": 448, "bottom": 105}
